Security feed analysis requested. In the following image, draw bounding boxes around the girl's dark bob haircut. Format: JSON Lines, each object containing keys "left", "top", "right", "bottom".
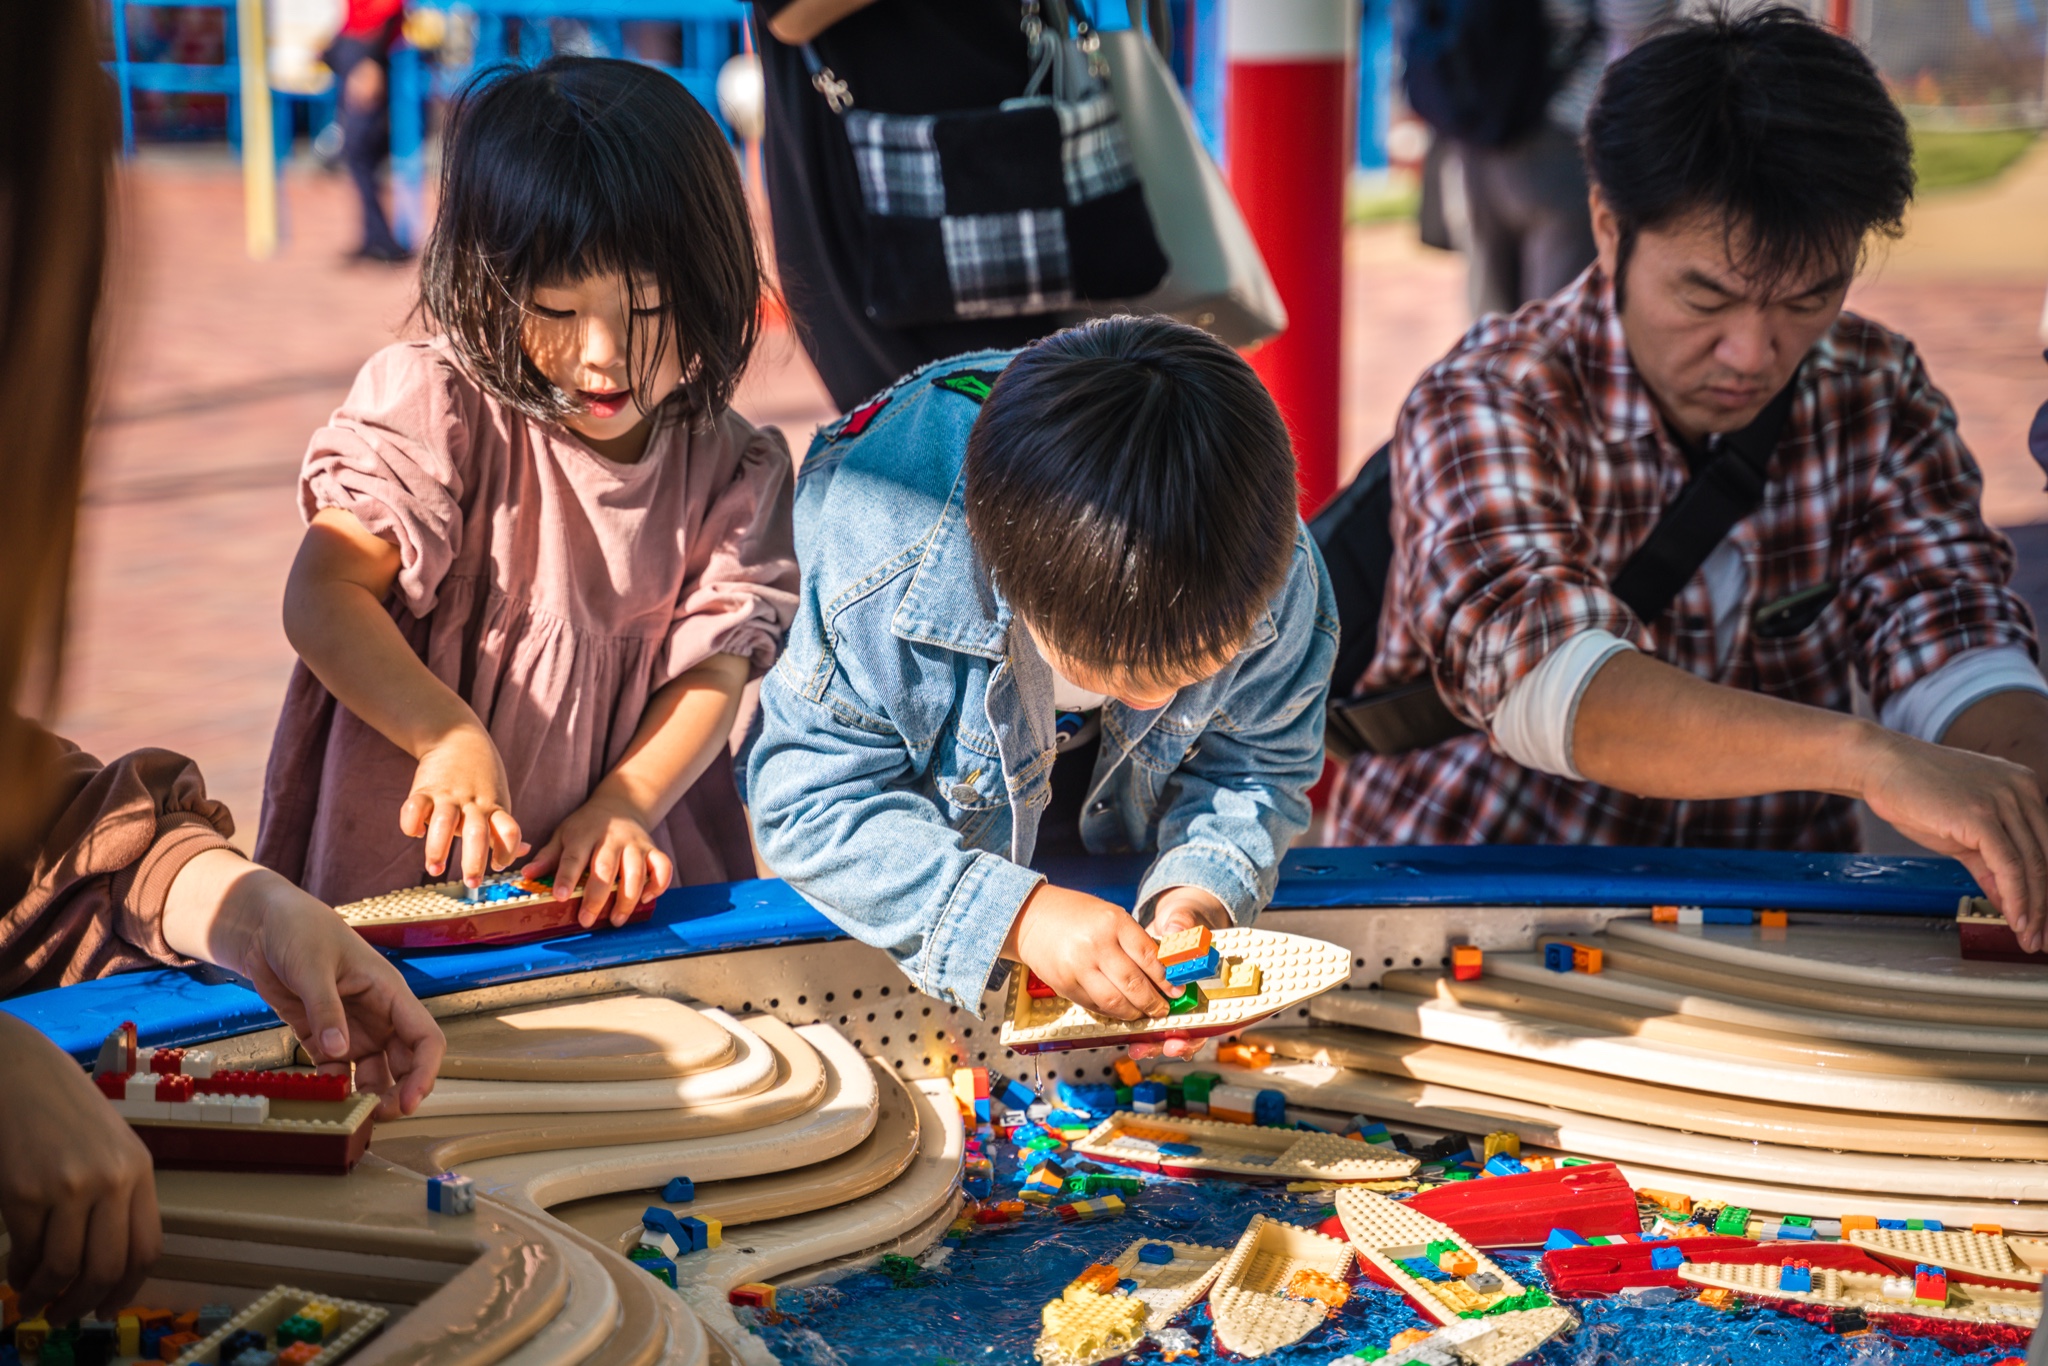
{"left": 417, "top": 56, "right": 761, "bottom": 423}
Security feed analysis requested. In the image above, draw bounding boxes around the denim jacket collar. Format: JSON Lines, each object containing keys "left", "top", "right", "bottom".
{"left": 890, "top": 467, "right": 1011, "bottom": 661}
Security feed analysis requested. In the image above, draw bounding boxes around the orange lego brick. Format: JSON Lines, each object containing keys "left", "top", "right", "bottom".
{"left": 1068, "top": 1263, "right": 1122, "bottom": 1295}
{"left": 1451, "top": 945, "right": 1483, "bottom": 981}
{"left": 1286, "top": 1268, "right": 1351, "bottom": 1308}
{"left": 1114, "top": 1058, "right": 1142, "bottom": 1087}
{"left": 1155, "top": 925, "right": 1214, "bottom": 966}
{"left": 1840, "top": 1215, "right": 1878, "bottom": 1233}
{"left": 1216, "top": 1043, "right": 1273, "bottom": 1070}
{"left": 1759, "top": 909, "right": 1788, "bottom": 927}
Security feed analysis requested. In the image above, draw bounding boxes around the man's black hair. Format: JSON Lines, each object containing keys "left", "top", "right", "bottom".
{"left": 416, "top": 57, "right": 761, "bottom": 423}
{"left": 1585, "top": 7, "right": 1914, "bottom": 305}
{"left": 963, "top": 315, "right": 1299, "bottom": 679}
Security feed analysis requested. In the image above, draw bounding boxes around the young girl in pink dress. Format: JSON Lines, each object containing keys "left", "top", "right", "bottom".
{"left": 257, "top": 57, "right": 798, "bottom": 922}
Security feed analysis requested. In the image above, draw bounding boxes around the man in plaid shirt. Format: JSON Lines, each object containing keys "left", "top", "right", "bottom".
{"left": 1333, "top": 9, "right": 2048, "bottom": 952}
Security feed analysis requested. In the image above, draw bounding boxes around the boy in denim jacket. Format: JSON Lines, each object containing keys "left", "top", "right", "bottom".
{"left": 746, "top": 317, "right": 1336, "bottom": 1028}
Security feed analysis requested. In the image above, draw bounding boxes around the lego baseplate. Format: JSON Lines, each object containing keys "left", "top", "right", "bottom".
{"left": 170, "top": 1283, "right": 386, "bottom": 1365}
{"left": 998, "top": 927, "right": 1350, "bottom": 1054}
{"left": 1675, "top": 1258, "right": 2041, "bottom": 1333}
{"left": 1070, "top": 1111, "right": 1419, "bottom": 1183}
{"left": 1031, "top": 1237, "right": 1231, "bottom": 1366}
{"left": 1335, "top": 1186, "right": 1530, "bottom": 1326}
{"left": 335, "top": 870, "right": 634, "bottom": 948}
{"left": 1848, "top": 1225, "right": 2048, "bottom": 1290}
{"left": 1115, "top": 1237, "right": 1230, "bottom": 1330}
{"left": 1372, "top": 1305, "right": 1580, "bottom": 1366}
{"left": 1205, "top": 1214, "right": 1355, "bottom": 1358}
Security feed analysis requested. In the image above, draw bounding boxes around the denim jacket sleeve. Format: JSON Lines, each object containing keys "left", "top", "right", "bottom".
{"left": 1136, "top": 531, "right": 1339, "bottom": 922}
{"left": 746, "top": 633, "right": 1045, "bottom": 1015}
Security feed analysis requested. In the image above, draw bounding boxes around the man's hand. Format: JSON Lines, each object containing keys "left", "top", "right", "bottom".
{"left": 0, "top": 1015, "right": 161, "bottom": 1322}
{"left": 163, "top": 850, "right": 447, "bottom": 1118}
{"left": 1003, "top": 883, "right": 1172, "bottom": 1021}
{"left": 1854, "top": 727, "right": 2048, "bottom": 953}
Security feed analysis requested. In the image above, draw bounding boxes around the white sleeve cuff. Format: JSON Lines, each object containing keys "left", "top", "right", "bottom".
{"left": 1491, "top": 628, "right": 1637, "bottom": 780}
{"left": 1878, "top": 644, "right": 2048, "bottom": 744}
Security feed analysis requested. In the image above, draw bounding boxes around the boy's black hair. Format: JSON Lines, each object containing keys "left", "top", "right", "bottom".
{"left": 416, "top": 57, "right": 760, "bottom": 423}
{"left": 1585, "top": 7, "right": 1914, "bottom": 305}
{"left": 964, "top": 316, "right": 1299, "bottom": 679}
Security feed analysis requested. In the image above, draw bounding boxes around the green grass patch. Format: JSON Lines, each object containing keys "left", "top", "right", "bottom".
{"left": 1912, "top": 127, "right": 2039, "bottom": 192}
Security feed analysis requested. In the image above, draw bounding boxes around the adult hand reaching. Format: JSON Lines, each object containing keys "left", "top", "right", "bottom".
{"left": 163, "top": 850, "right": 447, "bottom": 1118}
{"left": 0, "top": 1014, "right": 161, "bottom": 1323}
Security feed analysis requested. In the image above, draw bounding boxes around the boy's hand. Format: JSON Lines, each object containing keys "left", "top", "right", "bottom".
{"left": 401, "top": 722, "right": 523, "bottom": 886}
{"left": 1129, "top": 887, "right": 1233, "bottom": 1059}
{"left": 0, "top": 1015, "right": 161, "bottom": 1322}
{"left": 1004, "top": 884, "right": 1172, "bottom": 1021}
{"left": 163, "top": 851, "right": 447, "bottom": 1119}
{"left": 523, "top": 792, "right": 675, "bottom": 929}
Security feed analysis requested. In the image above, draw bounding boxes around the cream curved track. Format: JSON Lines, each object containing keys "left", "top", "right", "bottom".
{"left": 456, "top": 1025, "right": 878, "bottom": 1215}
{"left": 485, "top": 1233, "right": 620, "bottom": 1366}
{"left": 673, "top": 1077, "right": 966, "bottom": 1366}
{"left": 553, "top": 1058, "right": 924, "bottom": 1252}
{"left": 1164, "top": 1047, "right": 2048, "bottom": 1206}
{"left": 1311, "top": 988, "right": 2048, "bottom": 1120}
{"left": 436, "top": 994, "right": 739, "bottom": 1080}
{"left": 1479, "top": 952, "right": 2048, "bottom": 1054}
{"left": 418, "top": 1009, "right": 779, "bottom": 1115}
{"left": 1603, "top": 917, "right": 2048, "bottom": 1000}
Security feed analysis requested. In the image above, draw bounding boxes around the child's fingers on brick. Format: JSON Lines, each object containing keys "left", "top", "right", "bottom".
{"left": 421, "top": 800, "right": 461, "bottom": 877}
{"left": 104, "top": 1178, "right": 159, "bottom": 1318}
{"left": 579, "top": 849, "right": 619, "bottom": 928}
{"left": 459, "top": 805, "right": 501, "bottom": 885}
{"left": 647, "top": 848, "right": 675, "bottom": 902}
{"left": 1116, "top": 918, "right": 1172, "bottom": 994}
{"left": 1071, "top": 969, "right": 1143, "bottom": 1020}
{"left": 488, "top": 809, "right": 523, "bottom": 871}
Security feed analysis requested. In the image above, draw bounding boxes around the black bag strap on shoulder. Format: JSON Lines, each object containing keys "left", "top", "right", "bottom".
{"left": 1315, "top": 374, "right": 1801, "bottom": 761}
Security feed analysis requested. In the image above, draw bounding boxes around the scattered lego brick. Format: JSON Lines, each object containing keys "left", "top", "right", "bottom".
{"left": 1712, "top": 1206, "right": 1751, "bottom": 1237}
{"left": 662, "top": 1176, "right": 694, "bottom": 1203}
{"left": 427, "top": 1171, "right": 475, "bottom": 1215}
{"left": 1215, "top": 1043, "right": 1272, "bottom": 1069}
{"left": 1696, "top": 1287, "right": 1736, "bottom": 1310}
{"left": 1112, "top": 1058, "right": 1142, "bottom": 1087}
{"left": 1287, "top": 1267, "right": 1351, "bottom": 1308}
{"left": 1760, "top": 909, "right": 1788, "bottom": 928}
{"left": 1138, "top": 1243, "right": 1176, "bottom": 1265}
{"left": 729, "top": 1283, "right": 777, "bottom": 1310}
{"left": 1544, "top": 1229, "right": 1588, "bottom": 1251}
{"left": 1054, "top": 1195, "right": 1126, "bottom": 1221}
{"left": 1451, "top": 944, "right": 1483, "bottom": 980}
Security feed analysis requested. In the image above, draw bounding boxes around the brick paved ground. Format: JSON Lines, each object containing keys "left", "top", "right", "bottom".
{"left": 55, "top": 147, "right": 2048, "bottom": 852}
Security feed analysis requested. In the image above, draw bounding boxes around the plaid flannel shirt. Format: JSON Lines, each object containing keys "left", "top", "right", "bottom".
{"left": 1332, "top": 267, "right": 2037, "bottom": 850}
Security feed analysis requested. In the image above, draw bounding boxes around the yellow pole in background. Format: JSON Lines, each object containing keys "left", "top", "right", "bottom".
{"left": 236, "top": 0, "right": 279, "bottom": 259}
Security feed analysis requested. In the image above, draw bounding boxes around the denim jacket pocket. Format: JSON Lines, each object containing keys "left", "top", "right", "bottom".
{"left": 933, "top": 723, "right": 1007, "bottom": 841}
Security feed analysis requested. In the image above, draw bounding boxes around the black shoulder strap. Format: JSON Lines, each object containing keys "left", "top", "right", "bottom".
{"left": 1606, "top": 374, "right": 1800, "bottom": 624}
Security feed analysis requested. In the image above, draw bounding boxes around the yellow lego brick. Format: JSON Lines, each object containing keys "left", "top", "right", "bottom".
{"left": 1038, "top": 1288, "right": 1147, "bottom": 1366}
{"left": 298, "top": 1301, "right": 343, "bottom": 1340}
{"left": 1204, "top": 958, "right": 1263, "bottom": 1000}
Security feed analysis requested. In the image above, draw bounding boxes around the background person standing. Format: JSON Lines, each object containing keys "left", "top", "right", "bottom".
{"left": 324, "top": 0, "right": 408, "bottom": 263}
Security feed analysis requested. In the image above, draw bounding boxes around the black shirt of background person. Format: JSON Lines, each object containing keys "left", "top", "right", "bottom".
{"left": 753, "top": 0, "right": 1068, "bottom": 411}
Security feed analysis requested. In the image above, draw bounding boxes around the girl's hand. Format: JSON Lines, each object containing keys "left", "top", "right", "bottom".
{"left": 523, "top": 794, "right": 675, "bottom": 928}
{"left": 163, "top": 850, "right": 447, "bottom": 1119}
{"left": 0, "top": 1015, "right": 161, "bottom": 1322}
{"left": 401, "top": 723, "right": 523, "bottom": 886}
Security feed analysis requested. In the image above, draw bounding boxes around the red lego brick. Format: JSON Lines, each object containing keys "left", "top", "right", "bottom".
{"left": 1025, "top": 971, "right": 1058, "bottom": 1000}
{"left": 155, "top": 1074, "right": 195, "bottom": 1103}
{"left": 1405, "top": 1163, "right": 1639, "bottom": 1248}
{"left": 95, "top": 1071, "right": 129, "bottom": 1099}
{"left": 194, "top": 1070, "right": 351, "bottom": 1102}
{"left": 149, "top": 1048, "right": 185, "bottom": 1075}
{"left": 1451, "top": 945, "right": 1483, "bottom": 981}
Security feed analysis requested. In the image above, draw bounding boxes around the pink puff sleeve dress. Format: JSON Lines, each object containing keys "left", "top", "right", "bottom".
{"left": 255, "top": 339, "right": 799, "bottom": 907}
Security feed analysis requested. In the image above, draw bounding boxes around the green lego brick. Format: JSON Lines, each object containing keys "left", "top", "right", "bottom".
{"left": 1182, "top": 1072, "right": 1221, "bottom": 1101}
{"left": 1713, "top": 1206, "right": 1752, "bottom": 1236}
{"left": 1165, "top": 983, "right": 1203, "bottom": 1014}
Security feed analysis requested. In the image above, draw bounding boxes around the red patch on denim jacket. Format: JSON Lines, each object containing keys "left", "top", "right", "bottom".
{"left": 839, "top": 393, "right": 890, "bottom": 439}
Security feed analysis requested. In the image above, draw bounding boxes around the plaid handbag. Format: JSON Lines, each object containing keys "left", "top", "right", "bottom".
{"left": 805, "top": 0, "right": 1168, "bottom": 328}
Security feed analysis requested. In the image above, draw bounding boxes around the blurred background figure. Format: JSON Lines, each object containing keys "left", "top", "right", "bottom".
{"left": 1405, "top": 0, "right": 1674, "bottom": 319}
{"left": 324, "top": 0, "right": 407, "bottom": 262}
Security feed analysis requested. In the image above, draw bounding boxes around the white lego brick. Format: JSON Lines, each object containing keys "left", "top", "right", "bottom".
{"left": 183, "top": 1050, "right": 217, "bottom": 1079}
{"left": 231, "top": 1095, "right": 270, "bottom": 1124}
{"left": 640, "top": 1230, "right": 681, "bottom": 1258}
{"left": 124, "top": 1075, "right": 159, "bottom": 1101}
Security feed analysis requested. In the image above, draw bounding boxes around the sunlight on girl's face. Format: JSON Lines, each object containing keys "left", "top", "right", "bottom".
{"left": 521, "top": 271, "right": 683, "bottom": 450}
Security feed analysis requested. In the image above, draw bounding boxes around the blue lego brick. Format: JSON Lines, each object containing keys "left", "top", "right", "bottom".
{"left": 1157, "top": 1142, "right": 1201, "bottom": 1157}
{"left": 1132, "top": 1081, "right": 1168, "bottom": 1105}
{"left": 991, "top": 1071, "right": 1039, "bottom": 1111}
{"left": 1163, "top": 947, "right": 1221, "bottom": 986}
{"left": 1774, "top": 1223, "right": 1815, "bottom": 1240}
{"left": 1484, "top": 1153, "right": 1529, "bottom": 1177}
{"left": 1878, "top": 1219, "right": 1908, "bottom": 1229}
{"left": 1545, "top": 1228, "right": 1588, "bottom": 1251}
{"left": 1055, "top": 1079, "right": 1120, "bottom": 1118}
{"left": 1779, "top": 1263, "right": 1813, "bottom": 1292}
{"left": 1543, "top": 942, "right": 1574, "bottom": 972}
{"left": 1046, "top": 1109, "right": 1092, "bottom": 1128}
{"left": 1138, "top": 1243, "right": 1176, "bottom": 1265}
{"left": 1117, "top": 1278, "right": 1139, "bottom": 1294}
{"left": 643, "top": 1206, "right": 692, "bottom": 1246}
{"left": 636, "top": 1251, "right": 679, "bottom": 1287}
{"left": 1649, "top": 1246, "right": 1684, "bottom": 1271}
{"left": 1253, "top": 1090, "right": 1287, "bottom": 1126}
{"left": 663, "top": 1176, "right": 695, "bottom": 1203}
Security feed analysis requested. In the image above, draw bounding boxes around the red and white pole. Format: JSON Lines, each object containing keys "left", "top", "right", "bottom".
{"left": 1225, "top": 0, "right": 1355, "bottom": 515}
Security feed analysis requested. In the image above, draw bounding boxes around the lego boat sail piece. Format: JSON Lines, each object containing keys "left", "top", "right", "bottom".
{"left": 1000, "top": 927, "right": 1351, "bottom": 1054}
{"left": 1847, "top": 1225, "right": 2048, "bottom": 1290}
{"left": 335, "top": 869, "right": 623, "bottom": 948}
{"left": 1676, "top": 1258, "right": 2041, "bottom": 1334}
{"left": 1205, "top": 1215, "right": 1355, "bottom": 1358}
{"left": 1071, "top": 1111, "right": 1419, "bottom": 1182}
{"left": 1334, "top": 1187, "right": 1529, "bottom": 1326}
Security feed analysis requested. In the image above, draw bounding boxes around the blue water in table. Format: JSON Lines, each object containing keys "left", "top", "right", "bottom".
{"left": 749, "top": 1147, "right": 2022, "bottom": 1366}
